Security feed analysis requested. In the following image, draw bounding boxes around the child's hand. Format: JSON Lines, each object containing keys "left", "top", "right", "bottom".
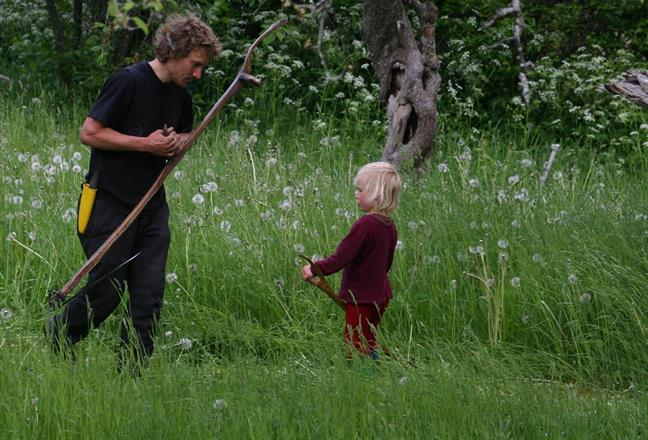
{"left": 301, "top": 264, "right": 313, "bottom": 280}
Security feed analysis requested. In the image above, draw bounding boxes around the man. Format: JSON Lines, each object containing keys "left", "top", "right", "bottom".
{"left": 48, "top": 14, "right": 221, "bottom": 371}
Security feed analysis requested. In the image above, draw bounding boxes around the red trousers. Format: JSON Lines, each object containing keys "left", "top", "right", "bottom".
{"left": 344, "top": 302, "right": 388, "bottom": 356}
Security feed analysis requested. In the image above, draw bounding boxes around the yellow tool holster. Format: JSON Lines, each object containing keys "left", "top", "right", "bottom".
{"left": 77, "top": 183, "right": 97, "bottom": 234}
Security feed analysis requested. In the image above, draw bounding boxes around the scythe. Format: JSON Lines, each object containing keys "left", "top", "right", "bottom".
{"left": 299, "top": 254, "right": 345, "bottom": 309}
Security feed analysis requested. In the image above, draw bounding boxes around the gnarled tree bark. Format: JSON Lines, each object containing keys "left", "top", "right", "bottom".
{"left": 362, "top": 0, "right": 441, "bottom": 170}
{"left": 604, "top": 70, "right": 648, "bottom": 108}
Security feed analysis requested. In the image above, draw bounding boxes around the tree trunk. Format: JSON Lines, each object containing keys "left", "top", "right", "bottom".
{"left": 44, "top": 0, "right": 70, "bottom": 85}
{"left": 73, "top": 0, "right": 83, "bottom": 49}
{"left": 362, "top": 0, "right": 441, "bottom": 170}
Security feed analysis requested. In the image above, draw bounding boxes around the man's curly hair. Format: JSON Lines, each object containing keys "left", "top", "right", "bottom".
{"left": 153, "top": 14, "right": 221, "bottom": 63}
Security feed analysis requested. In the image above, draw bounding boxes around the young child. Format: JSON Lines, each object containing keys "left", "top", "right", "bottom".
{"left": 301, "top": 162, "right": 401, "bottom": 359}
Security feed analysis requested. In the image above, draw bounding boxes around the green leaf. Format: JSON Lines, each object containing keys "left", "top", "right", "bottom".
{"left": 131, "top": 17, "right": 149, "bottom": 34}
{"left": 107, "top": 0, "right": 118, "bottom": 17}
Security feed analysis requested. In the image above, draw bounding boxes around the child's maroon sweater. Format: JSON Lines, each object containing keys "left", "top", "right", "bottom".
{"left": 312, "top": 213, "right": 398, "bottom": 305}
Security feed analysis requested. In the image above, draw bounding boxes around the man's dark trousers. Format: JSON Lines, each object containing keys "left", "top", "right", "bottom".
{"left": 53, "top": 190, "right": 170, "bottom": 362}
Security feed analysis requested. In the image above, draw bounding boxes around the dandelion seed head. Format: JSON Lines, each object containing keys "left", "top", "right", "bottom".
{"left": 164, "top": 330, "right": 173, "bottom": 337}
{"left": 234, "top": 199, "right": 245, "bottom": 207}
{"left": 212, "top": 207, "right": 223, "bottom": 215}
{"left": 1, "top": 308, "right": 13, "bottom": 320}
{"left": 220, "top": 220, "right": 232, "bottom": 232}
{"left": 498, "top": 251, "right": 508, "bottom": 262}
{"left": 395, "top": 240, "right": 404, "bottom": 251}
{"left": 294, "top": 243, "right": 305, "bottom": 254}
{"left": 212, "top": 399, "right": 227, "bottom": 410}
{"left": 508, "top": 175, "right": 520, "bottom": 185}
{"left": 437, "top": 163, "right": 449, "bottom": 173}
{"left": 469, "top": 245, "right": 484, "bottom": 255}
{"left": 72, "top": 151, "right": 83, "bottom": 161}
{"left": 519, "top": 158, "right": 533, "bottom": 168}
{"left": 173, "top": 170, "right": 185, "bottom": 180}
{"left": 399, "top": 376, "right": 408, "bottom": 385}
{"left": 511, "top": 277, "right": 521, "bottom": 288}
{"left": 179, "top": 337, "right": 193, "bottom": 349}
{"left": 450, "top": 279, "right": 458, "bottom": 289}
{"left": 468, "top": 178, "right": 480, "bottom": 188}
{"left": 568, "top": 274, "right": 578, "bottom": 284}
{"left": 200, "top": 181, "right": 218, "bottom": 193}
{"left": 497, "top": 239, "right": 509, "bottom": 249}
{"left": 72, "top": 164, "right": 82, "bottom": 174}
{"left": 579, "top": 292, "right": 592, "bottom": 304}
{"left": 166, "top": 272, "right": 178, "bottom": 283}
{"left": 192, "top": 194, "right": 205, "bottom": 205}
{"left": 6, "top": 232, "right": 17, "bottom": 242}
{"left": 280, "top": 200, "right": 292, "bottom": 211}
{"left": 408, "top": 221, "right": 417, "bottom": 230}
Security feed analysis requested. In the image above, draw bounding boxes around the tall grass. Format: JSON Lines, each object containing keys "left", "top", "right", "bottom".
{"left": 1, "top": 86, "right": 647, "bottom": 437}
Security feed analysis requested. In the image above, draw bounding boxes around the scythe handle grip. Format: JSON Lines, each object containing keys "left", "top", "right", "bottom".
{"left": 299, "top": 254, "right": 345, "bottom": 309}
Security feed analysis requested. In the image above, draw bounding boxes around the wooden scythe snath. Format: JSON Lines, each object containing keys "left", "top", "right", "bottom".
{"left": 49, "top": 19, "right": 287, "bottom": 307}
{"left": 299, "top": 254, "right": 345, "bottom": 309}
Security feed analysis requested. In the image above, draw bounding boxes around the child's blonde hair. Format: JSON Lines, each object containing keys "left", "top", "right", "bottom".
{"left": 354, "top": 161, "right": 402, "bottom": 215}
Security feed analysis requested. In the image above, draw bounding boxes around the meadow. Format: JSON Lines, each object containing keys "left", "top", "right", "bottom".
{"left": 1, "top": 85, "right": 647, "bottom": 439}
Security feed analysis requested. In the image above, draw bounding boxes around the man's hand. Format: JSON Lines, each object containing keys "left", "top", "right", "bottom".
{"left": 147, "top": 127, "right": 182, "bottom": 157}
{"left": 301, "top": 264, "right": 313, "bottom": 280}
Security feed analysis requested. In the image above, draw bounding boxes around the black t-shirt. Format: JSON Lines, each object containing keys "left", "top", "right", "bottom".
{"left": 86, "top": 61, "right": 193, "bottom": 209}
